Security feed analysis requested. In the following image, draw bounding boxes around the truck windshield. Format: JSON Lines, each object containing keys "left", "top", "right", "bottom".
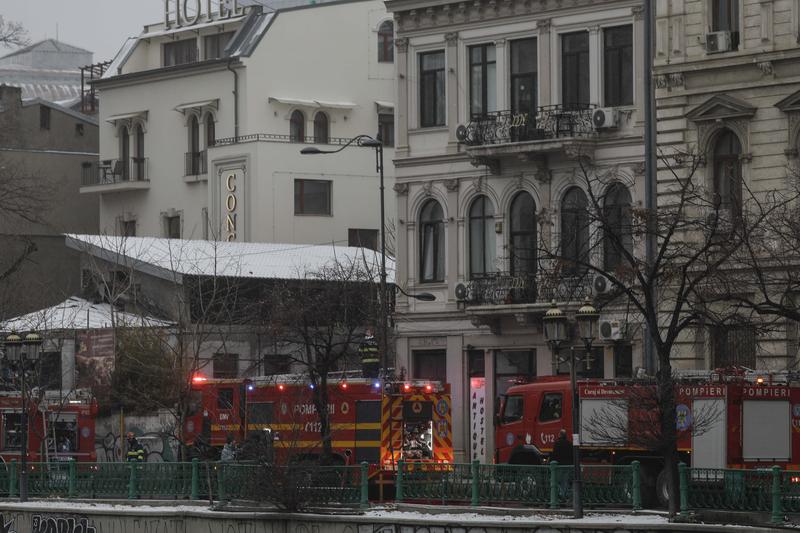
{"left": 501, "top": 395, "right": 524, "bottom": 424}
{"left": 539, "top": 393, "right": 562, "bottom": 422}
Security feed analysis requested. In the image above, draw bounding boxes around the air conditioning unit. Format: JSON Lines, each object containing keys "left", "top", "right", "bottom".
{"left": 592, "top": 108, "right": 618, "bottom": 129}
{"left": 593, "top": 274, "right": 614, "bottom": 295}
{"left": 706, "top": 31, "right": 733, "bottom": 54}
{"left": 599, "top": 319, "right": 625, "bottom": 341}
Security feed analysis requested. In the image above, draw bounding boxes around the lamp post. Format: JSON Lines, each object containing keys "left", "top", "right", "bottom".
{"left": 543, "top": 299, "right": 598, "bottom": 519}
{"left": 4, "top": 331, "right": 43, "bottom": 502}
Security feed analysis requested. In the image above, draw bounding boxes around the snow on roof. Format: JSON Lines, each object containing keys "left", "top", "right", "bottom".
{"left": 65, "top": 235, "right": 395, "bottom": 283}
{"left": 2, "top": 297, "right": 172, "bottom": 332}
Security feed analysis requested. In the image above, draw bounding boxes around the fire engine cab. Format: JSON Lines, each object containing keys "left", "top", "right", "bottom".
{"left": 0, "top": 390, "right": 97, "bottom": 463}
{"left": 185, "top": 373, "right": 453, "bottom": 467}
{"left": 497, "top": 371, "right": 800, "bottom": 505}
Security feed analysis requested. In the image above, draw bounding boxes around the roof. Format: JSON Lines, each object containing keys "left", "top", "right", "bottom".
{"left": 21, "top": 97, "right": 99, "bottom": 126}
{"left": 65, "top": 235, "right": 395, "bottom": 284}
{"left": 0, "top": 39, "right": 92, "bottom": 61}
{"left": 1, "top": 297, "right": 172, "bottom": 332}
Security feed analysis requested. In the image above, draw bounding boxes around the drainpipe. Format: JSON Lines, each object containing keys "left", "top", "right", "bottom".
{"left": 644, "top": 0, "right": 657, "bottom": 375}
{"left": 227, "top": 59, "right": 239, "bottom": 142}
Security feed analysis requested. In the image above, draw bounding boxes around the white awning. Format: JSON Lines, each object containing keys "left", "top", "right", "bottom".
{"left": 375, "top": 100, "right": 395, "bottom": 111}
{"left": 105, "top": 110, "right": 148, "bottom": 124}
{"left": 269, "top": 97, "right": 357, "bottom": 109}
{"left": 174, "top": 98, "right": 219, "bottom": 114}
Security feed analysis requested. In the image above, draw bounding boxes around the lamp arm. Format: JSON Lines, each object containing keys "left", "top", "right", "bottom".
{"left": 319, "top": 134, "right": 378, "bottom": 154}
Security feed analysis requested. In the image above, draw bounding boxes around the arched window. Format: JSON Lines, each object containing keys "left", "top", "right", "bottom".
{"left": 378, "top": 21, "right": 394, "bottom": 63}
{"left": 603, "top": 183, "right": 632, "bottom": 271}
{"left": 290, "top": 110, "right": 305, "bottom": 143}
{"left": 510, "top": 192, "right": 536, "bottom": 276}
{"left": 469, "top": 195, "right": 496, "bottom": 278}
{"left": 205, "top": 114, "right": 215, "bottom": 148}
{"left": 119, "top": 126, "right": 130, "bottom": 181}
{"left": 188, "top": 115, "right": 200, "bottom": 175}
{"left": 134, "top": 124, "right": 145, "bottom": 180}
{"left": 419, "top": 200, "right": 445, "bottom": 283}
{"left": 313, "top": 112, "right": 329, "bottom": 144}
{"left": 560, "top": 187, "right": 589, "bottom": 275}
{"left": 713, "top": 129, "right": 742, "bottom": 215}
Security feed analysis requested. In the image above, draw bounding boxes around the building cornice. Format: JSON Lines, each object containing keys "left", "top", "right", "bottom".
{"left": 93, "top": 58, "right": 242, "bottom": 90}
{"left": 393, "top": 151, "right": 471, "bottom": 168}
{"left": 654, "top": 47, "right": 800, "bottom": 76}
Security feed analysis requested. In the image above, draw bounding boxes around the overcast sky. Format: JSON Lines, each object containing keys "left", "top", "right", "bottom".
{"left": 3, "top": 0, "right": 164, "bottom": 62}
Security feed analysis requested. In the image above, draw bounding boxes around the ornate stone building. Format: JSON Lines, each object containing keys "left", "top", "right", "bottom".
{"left": 654, "top": 0, "right": 800, "bottom": 371}
{"left": 385, "top": 0, "right": 647, "bottom": 462}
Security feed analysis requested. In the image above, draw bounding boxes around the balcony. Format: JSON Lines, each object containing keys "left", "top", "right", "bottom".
{"left": 184, "top": 150, "right": 208, "bottom": 177}
{"left": 213, "top": 134, "right": 355, "bottom": 146}
{"left": 457, "top": 105, "right": 597, "bottom": 172}
{"left": 80, "top": 158, "right": 149, "bottom": 194}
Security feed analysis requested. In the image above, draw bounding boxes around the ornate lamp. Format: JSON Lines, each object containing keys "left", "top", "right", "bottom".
{"left": 576, "top": 298, "right": 599, "bottom": 370}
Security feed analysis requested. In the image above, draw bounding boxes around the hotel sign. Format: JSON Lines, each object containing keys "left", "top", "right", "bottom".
{"left": 224, "top": 170, "right": 239, "bottom": 241}
{"left": 164, "top": 0, "right": 244, "bottom": 30}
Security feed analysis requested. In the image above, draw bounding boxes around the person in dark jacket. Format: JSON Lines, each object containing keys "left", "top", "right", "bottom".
{"left": 550, "top": 429, "right": 573, "bottom": 497}
{"left": 126, "top": 432, "right": 145, "bottom": 462}
{"left": 358, "top": 328, "right": 380, "bottom": 378}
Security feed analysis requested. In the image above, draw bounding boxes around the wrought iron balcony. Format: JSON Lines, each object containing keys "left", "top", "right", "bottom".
{"left": 80, "top": 158, "right": 149, "bottom": 192}
{"left": 459, "top": 272, "right": 538, "bottom": 306}
{"left": 457, "top": 105, "right": 596, "bottom": 147}
{"left": 185, "top": 150, "right": 208, "bottom": 176}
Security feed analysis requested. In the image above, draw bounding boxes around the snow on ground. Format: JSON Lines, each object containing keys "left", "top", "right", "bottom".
{"left": 366, "top": 509, "right": 671, "bottom": 525}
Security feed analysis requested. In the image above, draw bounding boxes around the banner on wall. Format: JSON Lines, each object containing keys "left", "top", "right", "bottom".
{"left": 470, "top": 377, "right": 486, "bottom": 463}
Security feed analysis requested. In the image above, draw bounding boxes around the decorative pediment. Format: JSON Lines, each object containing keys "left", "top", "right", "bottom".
{"left": 686, "top": 94, "right": 756, "bottom": 123}
{"left": 775, "top": 89, "right": 800, "bottom": 113}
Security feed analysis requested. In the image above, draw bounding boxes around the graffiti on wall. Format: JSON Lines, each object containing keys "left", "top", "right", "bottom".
{"left": 31, "top": 516, "right": 95, "bottom": 533}
{"left": 0, "top": 514, "right": 14, "bottom": 533}
{"left": 95, "top": 430, "right": 178, "bottom": 462}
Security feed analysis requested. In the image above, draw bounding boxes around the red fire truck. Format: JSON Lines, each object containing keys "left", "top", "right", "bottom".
{"left": 496, "top": 371, "right": 800, "bottom": 505}
{"left": 0, "top": 391, "right": 97, "bottom": 463}
{"left": 184, "top": 374, "right": 453, "bottom": 467}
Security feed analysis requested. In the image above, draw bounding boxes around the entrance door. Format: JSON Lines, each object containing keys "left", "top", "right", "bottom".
{"left": 691, "top": 398, "right": 726, "bottom": 469}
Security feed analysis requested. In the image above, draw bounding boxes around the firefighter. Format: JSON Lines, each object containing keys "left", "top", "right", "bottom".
{"left": 551, "top": 429, "right": 573, "bottom": 497}
{"left": 126, "top": 432, "right": 145, "bottom": 462}
{"left": 358, "top": 328, "right": 380, "bottom": 378}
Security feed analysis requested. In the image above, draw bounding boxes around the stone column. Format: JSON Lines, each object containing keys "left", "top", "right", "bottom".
{"left": 396, "top": 37, "right": 410, "bottom": 157}
{"left": 538, "top": 19, "right": 552, "bottom": 107}
{"left": 632, "top": 5, "right": 646, "bottom": 125}
{"left": 447, "top": 335, "right": 466, "bottom": 462}
{"left": 445, "top": 178, "right": 460, "bottom": 301}
{"left": 589, "top": 25, "right": 601, "bottom": 106}
{"left": 483, "top": 348, "right": 495, "bottom": 463}
{"left": 494, "top": 38, "right": 507, "bottom": 111}
{"left": 394, "top": 183, "right": 410, "bottom": 306}
{"left": 446, "top": 31, "right": 460, "bottom": 152}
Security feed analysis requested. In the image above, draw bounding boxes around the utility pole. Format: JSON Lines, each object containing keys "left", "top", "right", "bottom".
{"left": 643, "top": 0, "right": 658, "bottom": 375}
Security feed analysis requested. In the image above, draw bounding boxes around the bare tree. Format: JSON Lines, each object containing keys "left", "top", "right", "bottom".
{"left": 0, "top": 16, "right": 28, "bottom": 48}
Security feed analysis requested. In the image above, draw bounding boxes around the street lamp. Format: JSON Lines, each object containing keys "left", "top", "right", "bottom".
{"left": 543, "top": 299, "right": 598, "bottom": 519}
{"left": 4, "top": 331, "right": 42, "bottom": 502}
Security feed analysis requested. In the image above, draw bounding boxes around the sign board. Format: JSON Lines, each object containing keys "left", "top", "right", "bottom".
{"left": 164, "top": 0, "right": 244, "bottom": 30}
{"left": 218, "top": 167, "right": 245, "bottom": 241}
{"left": 470, "top": 378, "right": 486, "bottom": 463}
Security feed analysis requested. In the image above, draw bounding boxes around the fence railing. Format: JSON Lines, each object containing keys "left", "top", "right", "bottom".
{"left": 81, "top": 158, "right": 148, "bottom": 186}
{"left": 213, "top": 133, "right": 358, "bottom": 147}
{"left": 184, "top": 150, "right": 208, "bottom": 176}
{"left": 458, "top": 105, "right": 597, "bottom": 147}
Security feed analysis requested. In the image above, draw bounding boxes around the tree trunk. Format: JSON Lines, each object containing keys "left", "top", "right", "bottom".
{"left": 657, "top": 352, "right": 679, "bottom": 516}
{"left": 314, "top": 373, "right": 334, "bottom": 464}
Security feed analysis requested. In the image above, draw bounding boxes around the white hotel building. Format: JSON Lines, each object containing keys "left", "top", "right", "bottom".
{"left": 86, "top": 0, "right": 396, "bottom": 249}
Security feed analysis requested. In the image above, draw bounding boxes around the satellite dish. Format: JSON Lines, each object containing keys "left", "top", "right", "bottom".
{"left": 455, "top": 283, "right": 468, "bottom": 300}
{"left": 456, "top": 125, "right": 468, "bottom": 143}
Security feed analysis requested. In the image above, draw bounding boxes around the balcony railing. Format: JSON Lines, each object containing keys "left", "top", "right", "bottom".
{"left": 81, "top": 158, "right": 148, "bottom": 186}
{"left": 213, "top": 134, "right": 358, "bottom": 147}
{"left": 461, "top": 272, "right": 537, "bottom": 305}
{"left": 458, "top": 105, "right": 596, "bottom": 147}
{"left": 184, "top": 150, "right": 208, "bottom": 176}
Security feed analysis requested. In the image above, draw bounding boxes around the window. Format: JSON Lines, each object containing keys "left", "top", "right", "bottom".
{"left": 290, "top": 110, "right": 305, "bottom": 142}
{"left": 614, "top": 344, "right": 633, "bottom": 378}
{"left": 2, "top": 412, "right": 21, "bottom": 450}
{"left": 187, "top": 115, "right": 201, "bottom": 175}
{"left": 510, "top": 38, "right": 537, "bottom": 117}
{"left": 263, "top": 352, "right": 291, "bottom": 375}
{"left": 560, "top": 187, "right": 589, "bottom": 275}
{"left": 539, "top": 393, "right": 563, "bottom": 422}
{"left": 120, "top": 126, "right": 130, "bottom": 180}
{"left": 469, "top": 44, "right": 496, "bottom": 118}
{"left": 294, "top": 179, "right": 332, "bottom": 215}
{"left": 120, "top": 219, "right": 136, "bottom": 237}
{"left": 204, "top": 31, "right": 234, "bottom": 60}
{"left": 206, "top": 114, "right": 215, "bottom": 147}
{"left": 75, "top": 123, "right": 84, "bottom": 136}
{"left": 420, "top": 51, "right": 445, "bottom": 127}
{"left": 711, "top": 324, "right": 755, "bottom": 368}
{"left": 39, "top": 351, "right": 62, "bottom": 390}
{"left": 213, "top": 353, "right": 239, "bottom": 379}
{"left": 561, "top": 32, "right": 590, "bottom": 109}
{"left": 603, "top": 25, "right": 633, "bottom": 107}
{"left": 348, "top": 228, "right": 379, "bottom": 250}
{"left": 378, "top": 21, "right": 394, "bottom": 63}
{"left": 378, "top": 113, "right": 394, "bottom": 147}
{"left": 163, "top": 38, "right": 197, "bottom": 66}
{"left": 495, "top": 350, "right": 535, "bottom": 409}
{"left": 412, "top": 349, "right": 446, "bottom": 380}
{"left": 603, "top": 183, "right": 633, "bottom": 271}
{"left": 40, "top": 106, "right": 50, "bottom": 130}
{"left": 165, "top": 215, "right": 181, "bottom": 239}
{"left": 248, "top": 402, "right": 274, "bottom": 424}
{"left": 501, "top": 396, "right": 524, "bottom": 424}
{"left": 468, "top": 349, "right": 485, "bottom": 377}
{"left": 711, "top": 0, "right": 740, "bottom": 48}
{"left": 419, "top": 200, "right": 445, "bottom": 283}
{"left": 313, "top": 112, "right": 329, "bottom": 144}
{"left": 712, "top": 130, "right": 742, "bottom": 216}
{"left": 469, "top": 196, "right": 496, "bottom": 278}
{"left": 217, "top": 388, "right": 234, "bottom": 409}
{"left": 134, "top": 124, "right": 145, "bottom": 180}
{"left": 509, "top": 192, "right": 536, "bottom": 276}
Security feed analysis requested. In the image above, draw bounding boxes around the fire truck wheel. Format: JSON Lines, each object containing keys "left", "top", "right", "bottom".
{"left": 656, "top": 469, "right": 670, "bottom": 508}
